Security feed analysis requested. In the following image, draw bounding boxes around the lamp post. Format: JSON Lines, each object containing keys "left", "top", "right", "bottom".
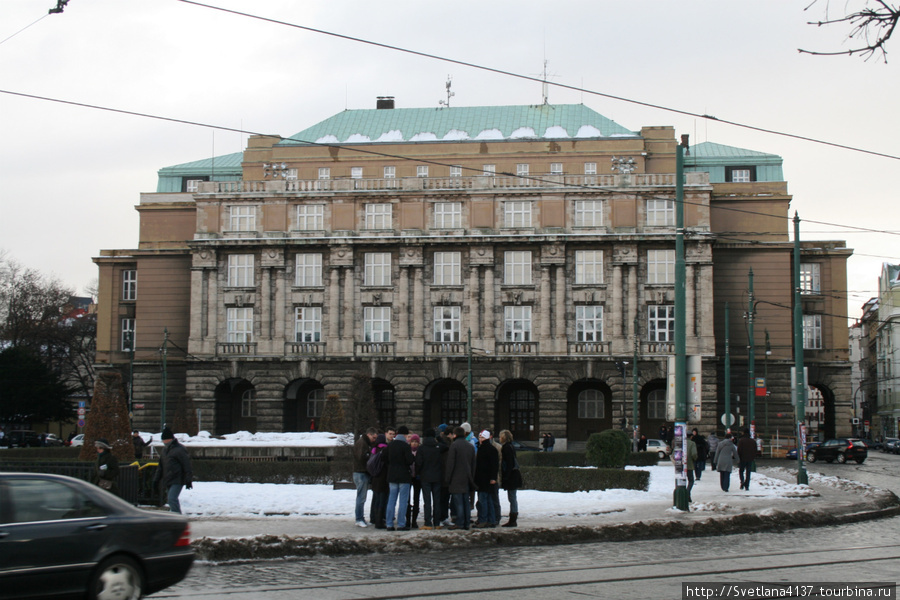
{"left": 467, "top": 328, "right": 473, "bottom": 425}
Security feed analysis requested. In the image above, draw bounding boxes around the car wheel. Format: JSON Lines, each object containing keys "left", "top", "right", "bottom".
{"left": 658, "top": 451, "right": 666, "bottom": 459}
{"left": 855, "top": 458, "right": 865, "bottom": 464}
{"left": 836, "top": 452, "right": 847, "bottom": 464}
{"left": 91, "top": 555, "right": 143, "bottom": 600}
{"left": 806, "top": 450, "right": 817, "bottom": 463}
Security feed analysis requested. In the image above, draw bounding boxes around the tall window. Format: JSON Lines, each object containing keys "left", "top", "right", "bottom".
{"left": 575, "top": 306, "right": 603, "bottom": 342}
{"left": 307, "top": 389, "right": 326, "bottom": 418}
{"left": 575, "top": 250, "right": 603, "bottom": 284}
{"left": 294, "top": 307, "right": 322, "bottom": 342}
{"left": 284, "top": 168, "right": 298, "bottom": 180}
{"left": 317, "top": 167, "right": 331, "bottom": 180}
{"left": 365, "top": 203, "right": 392, "bottom": 229}
{"left": 229, "top": 205, "right": 256, "bottom": 231}
{"left": 383, "top": 166, "right": 396, "bottom": 179}
{"left": 450, "top": 165, "right": 462, "bottom": 177}
{"left": 504, "top": 306, "right": 532, "bottom": 342}
{"left": 483, "top": 164, "right": 496, "bottom": 176}
{"left": 800, "top": 263, "right": 821, "bottom": 294}
{"left": 241, "top": 389, "right": 257, "bottom": 418}
{"left": 550, "top": 162, "right": 563, "bottom": 175}
{"left": 433, "top": 252, "right": 461, "bottom": 285}
{"left": 122, "top": 270, "right": 137, "bottom": 301}
{"left": 647, "top": 388, "right": 667, "bottom": 419}
{"left": 584, "top": 162, "right": 597, "bottom": 175}
{"left": 185, "top": 179, "right": 203, "bottom": 192}
{"left": 516, "top": 163, "right": 530, "bottom": 177}
{"left": 433, "top": 306, "right": 461, "bottom": 342}
{"left": 121, "top": 318, "right": 135, "bottom": 352}
{"left": 295, "top": 254, "right": 323, "bottom": 287}
{"left": 434, "top": 202, "right": 462, "bottom": 229}
{"left": 646, "top": 199, "right": 674, "bottom": 227}
{"left": 417, "top": 165, "right": 429, "bottom": 178}
{"left": 504, "top": 251, "right": 532, "bottom": 285}
{"left": 227, "top": 307, "right": 253, "bottom": 343}
{"left": 227, "top": 255, "right": 254, "bottom": 287}
{"left": 364, "top": 252, "right": 391, "bottom": 286}
{"left": 578, "top": 389, "right": 605, "bottom": 419}
{"left": 350, "top": 167, "right": 363, "bottom": 179}
{"left": 296, "top": 204, "right": 324, "bottom": 230}
{"left": 803, "top": 314, "right": 823, "bottom": 349}
{"left": 648, "top": 305, "right": 675, "bottom": 342}
{"left": 364, "top": 306, "right": 391, "bottom": 342}
{"left": 647, "top": 249, "right": 675, "bottom": 284}
{"left": 504, "top": 201, "right": 532, "bottom": 228}
{"left": 574, "top": 200, "right": 604, "bottom": 227}
{"left": 725, "top": 166, "right": 756, "bottom": 182}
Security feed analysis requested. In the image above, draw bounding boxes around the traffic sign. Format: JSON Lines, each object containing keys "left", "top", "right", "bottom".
{"left": 721, "top": 413, "right": 735, "bottom": 426}
{"left": 77, "top": 419, "right": 85, "bottom": 428}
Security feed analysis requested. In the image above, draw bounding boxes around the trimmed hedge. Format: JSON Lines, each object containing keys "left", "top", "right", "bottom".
{"left": 0, "top": 447, "right": 83, "bottom": 460}
{"left": 516, "top": 451, "right": 585, "bottom": 467}
{"left": 627, "top": 451, "right": 664, "bottom": 467}
{"left": 586, "top": 430, "right": 630, "bottom": 468}
{"left": 520, "top": 466, "right": 649, "bottom": 493}
{"left": 191, "top": 459, "right": 333, "bottom": 484}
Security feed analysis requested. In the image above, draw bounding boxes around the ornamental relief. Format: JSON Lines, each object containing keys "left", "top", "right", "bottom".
{"left": 399, "top": 245, "right": 424, "bottom": 267}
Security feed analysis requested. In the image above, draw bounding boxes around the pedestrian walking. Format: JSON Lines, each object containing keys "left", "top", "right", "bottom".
{"left": 737, "top": 428, "right": 757, "bottom": 490}
{"left": 499, "top": 429, "right": 522, "bottom": 528}
{"left": 352, "top": 427, "right": 377, "bottom": 527}
{"left": 683, "top": 433, "right": 698, "bottom": 501}
{"left": 473, "top": 430, "right": 499, "bottom": 528}
{"left": 707, "top": 432, "right": 719, "bottom": 471}
{"left": 692, "top": 429, "right": 708, "bottom": 480}
{"left": 132, "top": 430, "right": 148, "bottom": 461}
{"left": 416, "top": 428, "right": 446, "bottom": 529}
{"left": 444, "top": 426, "right": 476, "bottom": 530}
{"left": 94, "top": 438, "right": 120, "bottom": 496}
{"left": 714, "top": 433, "right": 738, "bottom": 492}
{"left": 152, "top": 427, "right": 193, "bottom": 513}
{"left": 385, "top": 426, "right": 414, "bottom": 530}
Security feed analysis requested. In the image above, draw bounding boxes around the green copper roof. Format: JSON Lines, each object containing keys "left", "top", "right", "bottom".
{"left": 157, "top": 151, "right": 244, "bottom": 176}
{"left": 279, "top": 104, "right": 637, "bottom": 146}
{"left": 686, "top": 142, "right": 781, "bottom": 162}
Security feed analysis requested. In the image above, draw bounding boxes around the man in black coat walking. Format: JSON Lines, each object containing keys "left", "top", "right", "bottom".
{"left": 385, "top": 425, "right": 414, "bottom": 530}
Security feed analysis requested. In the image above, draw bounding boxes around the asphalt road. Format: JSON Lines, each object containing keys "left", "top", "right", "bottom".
{"left": 157, "top": 452, "right": 900, "bottom": 600}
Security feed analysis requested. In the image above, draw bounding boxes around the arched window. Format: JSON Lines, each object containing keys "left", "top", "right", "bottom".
{"left": 509, "top": 389, "right": 536, "bottom": 433}
{"left": 307, "top": 389, "right": 326, "bottom": 418}
{"left": 241, "top": 389, "right": 257, "bottom": 418}
{"left": 578, "top": 389, "right": 604, "bottom": 419}
{"left": 442, "top": 388, "right": 467, "bottom": 426}
{"left": 647, "top": 388, "right": 666, "bottom": 420}
{"left": 375, "top": 387, "right": 395, "bottom": 428}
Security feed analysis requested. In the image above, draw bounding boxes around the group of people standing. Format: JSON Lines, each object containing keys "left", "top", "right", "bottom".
{"left": 352, "top": 422, "right": 522, "bottom": 531}
{"left": 679, "top": 427, "right": 759, "bottom": 497}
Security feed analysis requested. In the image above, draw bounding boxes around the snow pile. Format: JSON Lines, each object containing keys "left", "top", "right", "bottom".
{"left": 145, "top": 430, "right": 352, "bottom": 448}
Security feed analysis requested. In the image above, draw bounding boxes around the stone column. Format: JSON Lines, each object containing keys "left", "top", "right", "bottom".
{"left": 469, "top": 265, "right": 480, "bottom": 337}
{"left": 398, "top": 266, "right": 410, "bottom": 341}
{"left": 260, "top": 267, "right": 271, "bottom": 341}
{"left": 189, "top": 268, "right": 204, "bottom": 343}
{"left": 612, "top": 264, "right": 623, "bottom": 339}
{"left": 343, "top": 267, "right": 355, "bottom": 349}
{"left": 555, "top": 264, "right": 566, "bottom": 343}
{"left": 412, "top": 266, "right": 424, "bottom": 340}
{"left": 207, "top": 267, "right": 218, "bottom": 345}
{"left": 484, "top": 266, "right": 495, "bottom": 341}
{"left": 627, "top": 264, "right": 638, "bottom": 338}
{"left": 274, "top": 266, "right": 285, "bottom": 349}
{"left": 328, "top": 267, "right": 341, "bottom": 343}
{"left": 540, "top": 265, "right": 551, "bottom": 342}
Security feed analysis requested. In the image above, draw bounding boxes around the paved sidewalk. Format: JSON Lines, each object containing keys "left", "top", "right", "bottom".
{"left": 187, "top": 467, "right": 900, "bottom": 560}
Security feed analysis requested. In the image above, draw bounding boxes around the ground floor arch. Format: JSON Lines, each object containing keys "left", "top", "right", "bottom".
{"left": 284, "top": 378, "right": 325, "bottom": 432}
{"left": 495, "top": 379, "right": 539, "bottom": 442}
{"left": 566, "top": 379, "right": 613, "bottom": 442}
{"left": 214, "top": 378, "right": 256, "bottom": 434}
{"left": 422, "top": 378, "right": 468, "bottom": 431}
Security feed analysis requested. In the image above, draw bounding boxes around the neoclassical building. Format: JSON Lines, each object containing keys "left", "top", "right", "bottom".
{"left": 94, "top": 101, "right": 852, "bottom": 446}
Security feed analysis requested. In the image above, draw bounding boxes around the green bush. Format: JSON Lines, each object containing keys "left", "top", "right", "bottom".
{"left": 516, "top": 451, "right": 585, "bottom": 467}
{"left": 0, "top": 447, "right": 83, "bottom": 460}
{"left": 520, "top": 466, "right": 648, "bottom": 492}
{"left": 585, "top": 430, "right": 630, "bottom": 468}
{"left": 191, "top": 459, "right": 333, "bottom": 484}
{"left": 626, "top": 451, "right": 663, "bottom": 467}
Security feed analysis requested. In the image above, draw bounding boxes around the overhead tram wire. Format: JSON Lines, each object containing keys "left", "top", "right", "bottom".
{"left": 177, "top": 0, "right": 900, "bottom": 163}
{"left": 3, "top": 86, "right": 900, "bottom": 243}
{"left": 0, "top": 12, "right": 49, "bottom": 47}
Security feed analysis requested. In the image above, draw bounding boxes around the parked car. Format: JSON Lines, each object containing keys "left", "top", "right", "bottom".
{"left": 69, "top": 433, "right": 84, "bottom": 447}
{"left": 646, "top": 438, "right": 671, "bottom": 459}
{"left": 3, "top": 431, "right": 41, "bottom": 448}
{"left": 882, "top": 438, "right": 900, "bottom": 454}
{"left": 806, "top": 438, "right": 868, "bottom": 464}
{"left": 0, "top": 472, "right": 194, "bottom": 599}
{"left": 510, "top": 440, "right": 541, "bottom": 452}
{"left": 42, "top": 433, "right": 65, "bottom": 447}
{"left": 786, "top": 442, "right": 819, "bottom": 460}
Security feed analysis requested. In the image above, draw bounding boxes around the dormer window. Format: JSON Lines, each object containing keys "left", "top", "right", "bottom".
{"left": 725, "top": 166, "right": 756, "bottom": 182}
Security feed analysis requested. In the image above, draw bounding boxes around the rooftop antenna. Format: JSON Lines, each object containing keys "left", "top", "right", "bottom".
{"left": 533, "top": 59, "right": 557, "bottom": 105}
{"left": 438, "top": 75, "right": 454, "bottom": 108}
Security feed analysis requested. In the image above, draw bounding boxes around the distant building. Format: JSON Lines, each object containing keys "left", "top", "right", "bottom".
{"left": 876, "top": 264, "right": 900, "bottom": 438}
{"left": 93, "top": 100, "right": 852, "bottom": 443}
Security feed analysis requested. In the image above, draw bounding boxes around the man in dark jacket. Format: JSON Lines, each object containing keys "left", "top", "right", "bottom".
{"left": 736, "top": 428, "right": 757, "bottom": 491}
{"left": 352, "top": 427, "right": 377, "bottom": 527}
{"left": 94, "top": 438, "right": 120, "bottom": 496}
{"left": 444, "top": 426, "right": 476, "bottom": 530}
{"left": 385, "top": 425, "right": 415, "bottom": 530}
{"left": 474, "top": 430, "right": 499, "bottom": 527}
{"left": 416, "top": 428, "right": 446, "bottom": 529}
{"left": 152, "top": 427, "right": 193, "bottom": 514}
{"left": 132, "top": 430, "right": 148, "bottom": 461}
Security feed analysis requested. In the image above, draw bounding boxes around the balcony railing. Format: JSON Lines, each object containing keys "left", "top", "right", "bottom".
{"left": 568, "top": 341, "right": 612, "bottom": 355}
{"left": 642, "top": 341, "right": 674, "bottom": 355}
{"left": 285, "top": 342, "right": 326, "bottom": 357}
{"left": 425, "top": 341, "right": 468, "bottom": 356}
{"left": 354, "top": 341, "right": 396, "bottom": 357}
{"left": 217, "top": 342, "right": 257, "bottom": 356}
{"left": 496, "top": 341, "right": 539, "bottom": 355}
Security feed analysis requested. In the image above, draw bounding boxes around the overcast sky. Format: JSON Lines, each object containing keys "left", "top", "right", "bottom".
{"left": 1, "top": 1, "right": 897, "bottom": 319}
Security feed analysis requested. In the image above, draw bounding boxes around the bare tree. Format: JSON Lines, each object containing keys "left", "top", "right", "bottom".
{"left": 800, "top": 0, "right": 900, "bottom": 61}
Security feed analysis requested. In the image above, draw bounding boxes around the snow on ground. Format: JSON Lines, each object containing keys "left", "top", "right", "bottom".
{"left": 144, "top": 430, "right": 352, "bottom": 448}
{"left": 178, "top": 465, "right": 815, "bottom": 520}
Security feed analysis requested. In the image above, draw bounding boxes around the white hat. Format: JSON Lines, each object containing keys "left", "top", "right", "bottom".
{"left": 461, "top": 422, "right": 471, "bottom": 434}
{"left": 479, "top": 429, "right": 491, "bottom": 440}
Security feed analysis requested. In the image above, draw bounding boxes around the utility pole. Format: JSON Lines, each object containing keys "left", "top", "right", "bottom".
{"left": 747, "top": 268, "right": 756, "bottom": 472}
{"left": 673, "top": 138, "right": 689, "bottom": 511}
{"left": 467, "top": 328, "right": 473, "bottom": 425}
{"left": 725, "top": 302, "right": 731, "bottom": 434}
{"left": 160, "top": 328, "right": 169, "bottom": 432}
{"left": 633, "top": 316, "right": 639, "bottom": 452}
{"left": 793, "top": 213, "right": 809, "bottom": 485}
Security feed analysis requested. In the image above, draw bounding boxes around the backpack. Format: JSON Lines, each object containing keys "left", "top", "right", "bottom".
{"left": 366, "top": 446, "right": 386, "bottom": 477}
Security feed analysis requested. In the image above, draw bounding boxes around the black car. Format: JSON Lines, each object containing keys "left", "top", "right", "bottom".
{"left": 883, "top": 438, "right": 900, "bottom": 454}
{"left": 3, "top": 431, "right": 41, "bottom": 448}
{"left": 806, "top": 438, "right": 868, "bottom": 464}
{"left": 510, "top": 440, "right": 541, "bottom": 452}
{"left": 0, "top": 472, "right": 194, "bottom": 599}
